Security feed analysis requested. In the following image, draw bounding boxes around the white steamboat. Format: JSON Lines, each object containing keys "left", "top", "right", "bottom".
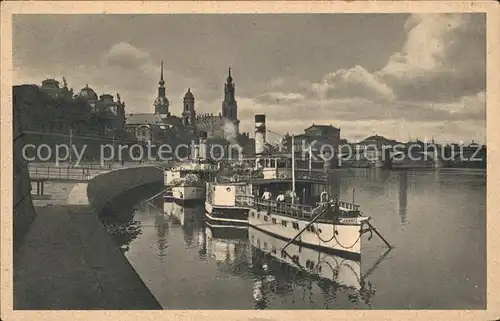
{"left": 205, "top": 114, "right": 390, "bottom": 258}
{"left": 164, "top": 161, "right": 218, "bottom": 203}
{"left": 164, "top": 131, "right": 218, "bottom": 203}
{"left": 206, "top": 155, "right": 370, "bottom": 258}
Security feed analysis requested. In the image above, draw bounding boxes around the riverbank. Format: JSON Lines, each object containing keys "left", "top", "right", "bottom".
{"left": 14, "top": 166, "right": 163, "bottom": 309}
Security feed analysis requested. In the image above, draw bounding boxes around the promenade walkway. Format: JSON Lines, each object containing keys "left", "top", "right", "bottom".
{"left": 14, "top": 171, "right": 162, "bottom": 309}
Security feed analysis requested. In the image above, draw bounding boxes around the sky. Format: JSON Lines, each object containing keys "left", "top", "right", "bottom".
{"left": 13, "top": 13, "right": 486, "bottom": 143}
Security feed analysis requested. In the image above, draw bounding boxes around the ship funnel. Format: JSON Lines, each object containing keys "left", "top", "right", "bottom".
{"left": 255, "top": 114, "right": 266, "bottom": 156}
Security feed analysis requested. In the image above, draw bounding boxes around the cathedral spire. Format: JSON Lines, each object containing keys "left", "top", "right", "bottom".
{"left": 154, "top": 60, "right": 169, "bottom": 115}
{"left": 227, "top": 67, "right": 233, "bottom": 83}
{"left": 159, "top": 60, "right": 165, "bottom": 86}
{"left": 222, "top": 67, "right": 237, "bottom": 123}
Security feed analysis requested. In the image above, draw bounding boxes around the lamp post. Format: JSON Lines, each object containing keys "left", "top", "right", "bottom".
{"left": 69, "top": 128, "right": 73, "bottom": 164}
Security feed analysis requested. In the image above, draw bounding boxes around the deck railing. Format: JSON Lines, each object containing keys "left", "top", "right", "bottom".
{"left": 235, "top": 195, "right": 315, "bottom": 219}
{"left": 170, "top": 163, "right": 219, "bottom": 172}
{"left": 216, "top": 168, "right": 328, "bottom": 184}
{"left": 236, "top": 195, "right": 362, "bottom": 220}
{"left": 315, "top": 200, "right": 360, "bottom": 212}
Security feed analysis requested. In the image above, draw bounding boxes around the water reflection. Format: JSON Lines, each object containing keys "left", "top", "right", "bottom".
{"left": 154, "top": 211, "right": 169, "bottom": 260}
{"left": 205, "top": 224, "right": 250, "bottom": 275}
{"left": 398, "top": 172, "right": 408, "bottom": 225}
{"left": 248, "top": 227, "right": 375, "bottom": 309}
{"left": 164, "top": 201, "right": 205, "bottom": 247}
{"left": 100, "top": 186, "right": 163, "bottom": 253}
{"left": 123, "top": 168, "right": 485, "bottom": 309}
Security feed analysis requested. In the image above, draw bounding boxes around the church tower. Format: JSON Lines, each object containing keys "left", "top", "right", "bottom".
{"left": 154, "top": 60, "right": 169, "bottom": 117}
{"left": 182, "top": 88, "right": 196, "bottom": 128}
{"left": 221, "top": 67, "right": 238, "bottom": 123}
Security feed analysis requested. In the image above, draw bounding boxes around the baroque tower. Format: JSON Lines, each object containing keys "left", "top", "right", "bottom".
{"left": 182, "top": 88, "right": 196, "bottom": 128}
{"left": 154, "top": 60, "right": 169, "bottom": 116}
{"left": 221, "top": 67, "right": 238, "bottom": 123}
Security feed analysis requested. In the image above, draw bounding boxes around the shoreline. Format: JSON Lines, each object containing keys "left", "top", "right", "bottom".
{"left": 14, "top": 166, "right": 163, "bottom": 309}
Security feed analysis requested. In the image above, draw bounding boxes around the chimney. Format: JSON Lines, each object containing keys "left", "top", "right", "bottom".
{"left": 255, "top": 114, "right": 266, "bottom": 156}
{"left": 198, "top": 131, "right": 208, "bottom": 160}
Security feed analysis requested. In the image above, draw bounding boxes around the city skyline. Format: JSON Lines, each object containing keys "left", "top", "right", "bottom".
{"left": 13, "top": 13, "right": 486, "bottom": 143}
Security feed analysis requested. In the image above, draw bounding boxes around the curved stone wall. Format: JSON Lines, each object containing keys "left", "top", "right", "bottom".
{"left": 86, "top": 166, "right": 163, "bottom": 215}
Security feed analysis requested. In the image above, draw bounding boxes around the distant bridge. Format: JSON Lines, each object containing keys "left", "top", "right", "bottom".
{"left": 337, "top": 144, "right": 486, "bottom": 168}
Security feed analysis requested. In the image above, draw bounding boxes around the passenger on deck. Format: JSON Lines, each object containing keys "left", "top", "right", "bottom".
{"left": 261, "top": 188, "right": 272, "bottom": 200}
{"left": 276, "top": 191, "right": 285, "bottom": 202}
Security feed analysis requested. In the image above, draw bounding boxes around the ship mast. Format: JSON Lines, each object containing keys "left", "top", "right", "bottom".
{"left": 308, "top": 144, "right": 312, "bottom": 171}
{"left": 292, "top": 134, "right": 296, "bottom": 204}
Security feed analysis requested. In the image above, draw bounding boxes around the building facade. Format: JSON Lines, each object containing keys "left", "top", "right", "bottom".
{"left": 14, "top": 79, "right": 126, "bottom": 139}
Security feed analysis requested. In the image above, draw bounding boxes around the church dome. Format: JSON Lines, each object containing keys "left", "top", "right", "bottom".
{"left": 41, "top": 78, "right": 60, "bottom": 88}
{"left": 184, "top": 88, "right": 194, "bottom": 100}
{"left": 78, "top": 84, "right": 98, "bottom": 101}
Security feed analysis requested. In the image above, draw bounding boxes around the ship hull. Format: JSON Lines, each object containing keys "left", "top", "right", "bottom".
{"left": 204, "top": 201, "right": 249, "bottom": 228}
{"left": 164, "top": 185, "right": 205, "bottom": 202}
{"left": 248, "top": 208, "right": 365, "bottom": 259}
{"left": 249, "top": 227, "right": 362, "bottom": 288}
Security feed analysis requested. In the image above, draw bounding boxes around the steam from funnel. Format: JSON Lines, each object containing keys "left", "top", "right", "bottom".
{"left": 198, "top": 131, "right": 207, "bottom": 160}
{"left": 255, "top": 114, "right": 266, "bottom": 155}
{"left": 223, "top": 119, "right": 242, "bottom": 151}
{"left": 223, "top": 119, "right": 237, "bottom": 142}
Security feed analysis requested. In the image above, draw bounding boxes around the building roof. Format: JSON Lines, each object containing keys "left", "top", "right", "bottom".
{"left": 125, "top": 113, "right": 165, "bottom": 125}
{"left": 184, "top": 88, "right": 194, "bottom": 100}
{"left": 304, "top": 124, "right": 340, "bottom": 131}
{"left": 163, "top": 115, "right": 184, "bottom": 127}
{"left": 41, "top": 78, "right": 60, "bottom": 87}
{"left": 78, "top": 84, "right": 98, "bottom": 101}
{"left": 360, "top": 134, "right": 399, "bottom": 145}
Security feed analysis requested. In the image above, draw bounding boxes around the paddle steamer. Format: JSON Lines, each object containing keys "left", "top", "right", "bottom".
{"left": 164, "top": 131, "right": 218, "bottom": 203}
{"left": 206, "top": 114, "right": 377, "bottom": 257}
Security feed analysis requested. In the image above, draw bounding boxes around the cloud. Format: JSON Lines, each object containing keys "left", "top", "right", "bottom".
{"left": 12, "top": 14, "right": 485, "bottom": 144}
{"left": 309, "top": 66, "right": 395, "bottom": 102}
{"left": 103, "top": 42, "right": 151, "bottom": 69}
{"left": 430, "top": 91, "right": 485, "bottom": 119}
{"left": 254, "top": 92, "right": 305, "bottom": 105}
{"left": 303, "top": 14, "right": 485, "bottom": 104}
{"left": 237, "top": 99, "right": 485, "bottom": 143}
{"left": 377, "top": 13, "right": 486, "bottom": 102}
{"left": 14, "top": 42, "right": 211, "bottom": 114}
{"left": 244, "top": 13, "right": 485, "bottom": 142}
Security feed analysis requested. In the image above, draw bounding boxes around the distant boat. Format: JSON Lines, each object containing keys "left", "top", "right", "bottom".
{"left": 164, "top": 160, "right": 218, "bottom": 203}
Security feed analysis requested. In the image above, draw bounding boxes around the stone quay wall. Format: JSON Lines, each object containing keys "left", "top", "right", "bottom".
{"left": 86, "top": 166, "right": 163, "bottom": 215}
{"left": 13, "top": 107, "right": 37, "bottom": 251}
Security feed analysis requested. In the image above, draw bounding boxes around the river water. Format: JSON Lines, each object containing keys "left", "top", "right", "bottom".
{"left": 110, "top": 168, "right": 486, "bottom": 309}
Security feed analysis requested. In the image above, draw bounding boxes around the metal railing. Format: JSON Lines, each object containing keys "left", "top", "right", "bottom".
{"left": 28, "top": 160, "right": 170, "bottom": 170}
{"left": 216, "top": 168, "right": 328, "bottom": 184}
{"left": 27, "top": 161, "right": 170, "bottom": 181}
{"left": 315, "top": 200, "right": 360, "bottom": 212}
{"left": 337, "top": 200, "right": 360, "bottom": 212}
{"left": 169, "top": 163, "right": 219, "bottom": 173}
{"left": 28, "top": 165, "right": 105, "bottom": 181}
{"left": 235, "top": 195, "right": 315, "bottom": 219}
{"left": 236, "top": 195, "right": 362, "bottom": 220}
